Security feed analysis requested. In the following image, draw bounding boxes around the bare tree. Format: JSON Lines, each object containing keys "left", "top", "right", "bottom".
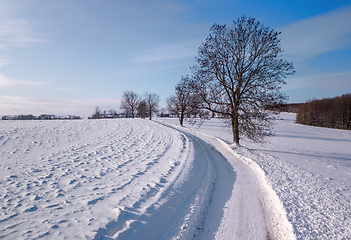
{"left": 144, "top": 92, "right": 160, "bottom": 120}
{"left": 193, "top": 16, "right": 294, "bottom": 144}
{"left": 120, "top": 90, "right": 139, "bottom": 118}
{"left": 108, "top": 109, "right": 118, "bottom": 118}
{"left": 137, "top": 100, "right": 147, "bottom": 119}
{"left": 92, "top": 106, "right": 102, "bottom": 119}
{"left": 167, "top": 76, "right": 200, "bottom": 126}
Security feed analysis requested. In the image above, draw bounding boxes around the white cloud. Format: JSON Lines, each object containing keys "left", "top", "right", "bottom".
{"left": 0, "top": 72, "right": 45, "bottom": 87}
{"left": 0, "top": 1, "right": 46, "bottom": 49}
{"left": 131, "top": 39, "right": 202, "bottom": 63}
{"left": 280, "top": 5, "right": 351, "bottom": 62}
{"left": 0, "top": 57, "right": 11, "bottom": 68}
{"left": 0, "top": 96, "right": 121, "bottom": 117}
{"left": 284, "top": 71, "right": 351, "bottom": 91}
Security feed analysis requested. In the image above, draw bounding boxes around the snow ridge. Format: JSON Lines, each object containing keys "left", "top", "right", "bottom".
{"left": 196, "top": 132, "right": 296, "bottom": 240}
{"left": 229, "top": 146, "right": 296, "bottom": 240}
{"left": 234, "top": 147, "right": 351, "bottom": 239}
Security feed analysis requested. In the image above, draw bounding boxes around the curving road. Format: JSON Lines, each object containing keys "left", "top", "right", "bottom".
{"left": 162, "top": 122, "right": 270, "bottom": 240}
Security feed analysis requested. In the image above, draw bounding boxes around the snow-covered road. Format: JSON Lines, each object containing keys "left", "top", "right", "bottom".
{"left": 178, "top": 129, "right": 270, "bottom": 239}
{"left": 161, "top": 122, "right": 295, "bottom": 240}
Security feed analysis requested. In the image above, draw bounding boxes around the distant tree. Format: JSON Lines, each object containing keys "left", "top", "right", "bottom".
{"left": 160, "top": 108, "right": 167, "bottom": 117}
{"left": 120, "top": 90, "right": 139, "bottom": 118}
{"left": 108, "top": 109, "right": 118, "bottom": 118}
{"left": 92, "top": 106, "right": 102, "bottom": 119}
{"left": 192, "top": 16, "right": 294, "bottom": 144}
{"left": 137, "top": 100, "right": 147, "bottom": 119}
{"left": 144, "top": 92, "right": 160, "bottom": 120}
{"left": 167, "top": 76, "right": 201, "bottom": 126}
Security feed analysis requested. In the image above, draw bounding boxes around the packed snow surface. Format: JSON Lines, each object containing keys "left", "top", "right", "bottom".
{"left": 0, "top": 113, "right": 350, "bottom": 239}
{"left": 164, "top": 112, "right": 351, "bottom": 239}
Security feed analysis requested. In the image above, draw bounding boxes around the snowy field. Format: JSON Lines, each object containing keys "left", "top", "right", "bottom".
{"left": 0, "top": 119, "right": 201, "bottom": 239}
{"left": 0, "top": 114, "right": 350, "bottom": 239}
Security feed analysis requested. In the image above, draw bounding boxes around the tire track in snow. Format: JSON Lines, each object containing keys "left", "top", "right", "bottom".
{"left": 159, "top": 120, "right": 296, "bottom": 240}
{"left": 93, "top": 123, "right": 217, "bottom": 239}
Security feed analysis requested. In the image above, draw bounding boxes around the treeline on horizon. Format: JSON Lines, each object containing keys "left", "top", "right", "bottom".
{"left": 296, "top": 93, "right": 351, "bottom": 130}
{"left": 2, "top": 114, "right": 81, "bottom": 121}
{"left": 89, "top": 108, "right": 169, "bottom": 119}
{"left": 90, "top": 91, "right": 166, "bottom": 120}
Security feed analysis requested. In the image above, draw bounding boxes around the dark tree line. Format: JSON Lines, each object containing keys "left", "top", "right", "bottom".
{"left": 168, "top": 16, "right": 294, "bottom": 144}
{"left": 90, "top": 107, "right": 119, "bottom": 119}
{"left": 296, "top": 94, "right": 351, "bottom": 130}
{"left": 2, "top": 114, "right": 81, "bottom": 120}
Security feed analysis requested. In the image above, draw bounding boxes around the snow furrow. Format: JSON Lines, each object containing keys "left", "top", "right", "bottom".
{"left": 0, "top": 119, "right": 191, "bottom": 239}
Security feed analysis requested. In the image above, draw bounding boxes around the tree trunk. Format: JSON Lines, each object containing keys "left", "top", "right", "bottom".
{"left": 232, "top": 112, "right": 240, "bottom": 144}
{"left": 148, "top": 107, "right": 152, "bottom": 120}
{"left": 180, "top": 112, "right": 184, "bottom": 126}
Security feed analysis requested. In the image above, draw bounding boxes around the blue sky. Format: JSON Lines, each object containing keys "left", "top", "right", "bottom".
{"left": 0, "top": 0, "right": 350, "bottom": 117}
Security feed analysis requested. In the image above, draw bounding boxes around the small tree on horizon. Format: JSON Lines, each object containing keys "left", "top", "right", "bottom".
{"left": 144, "top": 92, "right": 160, "bottom": 120}
{"left": 92, "top": 106, "right": 102, "bottom": 119}
{"left": 192, "top": 16, "right": 294, "bottom": 145}
{"left": 137, "top": 100, "right": 147, "bottom": 119}
{"left": 167, "top": 76, "right": 201, "bottom": 126}
{"left": 120, "top": 90, "right": 139, "bottom": 118}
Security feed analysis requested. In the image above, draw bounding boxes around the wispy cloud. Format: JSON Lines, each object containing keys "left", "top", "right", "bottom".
{"left": 284, "top": 71, "right": 351, "bottom": 91}
{"left": 280, "top": 5, "right": 351, "bottom": 62}
{"left": 0, "top": 2, "right": 46, "bottom": 49}
{"left": 0, "top": 19, "right": 45, "bottom": 48}
{"left": 0, "top": 72, "right": 82, "bottom": 93}
{"left": 0, "top": 57, "right": 11, "bottom": 68}
{"left": 0, "top": 57, "right": 77, "bottom": 90}
{"left": 131, "top": 39, "right": 202, "bottom": 63}
{"left": 0, "top": 96, "right": 121, "bottom": 117}
{"left": 0, "top": 72, "right": 45, "bottom": 87}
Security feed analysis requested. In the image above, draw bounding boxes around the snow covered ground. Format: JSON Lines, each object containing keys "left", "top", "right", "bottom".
{"left": 163, "top": 112, "right": 351, "bottom": 239}
{"left": 0, "top": 114, "right": 350, "bottom": 239}
{"left": 0, "top": 119, "right": 199, "bottom": 239}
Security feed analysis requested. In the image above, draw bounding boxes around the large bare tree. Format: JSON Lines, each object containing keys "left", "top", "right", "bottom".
{"left": 144, "top": 92, "right": 160, "bottom": 120}
{"left": 120, "top": 90, "right": 139, "bottom": 118}
{"left": 193, "top": 16, "right": 294, "bottom": 144}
